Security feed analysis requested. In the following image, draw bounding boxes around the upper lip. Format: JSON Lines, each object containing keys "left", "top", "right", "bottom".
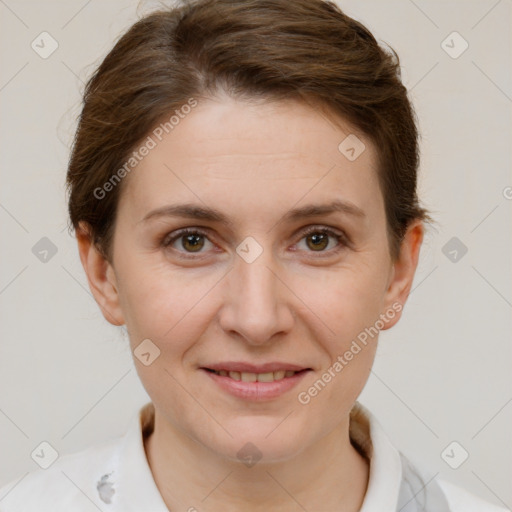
{"left": 202, "top": 362, "right": 311, "bottom": 373}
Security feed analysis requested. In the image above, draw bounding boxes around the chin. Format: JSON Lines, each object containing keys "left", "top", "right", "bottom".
{"left": 207, "top": 418, "right": 307, "bottom": 466}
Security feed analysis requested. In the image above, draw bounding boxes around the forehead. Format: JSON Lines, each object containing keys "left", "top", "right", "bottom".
{"left": 118, "top": 96, "right": 382, "bottom": 225}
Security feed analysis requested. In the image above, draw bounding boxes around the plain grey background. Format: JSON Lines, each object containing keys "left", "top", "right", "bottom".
{"left": 0, "top": 0, "right": 511, "bottom": 508}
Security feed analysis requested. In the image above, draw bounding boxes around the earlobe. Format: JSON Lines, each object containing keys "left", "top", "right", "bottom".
{"left": 381, "top": 220, "right": 424, "bottom": 330}
{"left": 76, "top": 222, "right": 125, "bottom": 326}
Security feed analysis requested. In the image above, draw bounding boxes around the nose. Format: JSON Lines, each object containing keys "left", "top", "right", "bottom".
{"left": 218, "top": 247, "right": 295, "bottom": 346}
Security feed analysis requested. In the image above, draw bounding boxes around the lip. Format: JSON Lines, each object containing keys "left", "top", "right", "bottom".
{"left": 202, "top": 362, "right": 310, "bottom": 373}
{"left": 201, "top": 367, "right": 312, "bottom": 401}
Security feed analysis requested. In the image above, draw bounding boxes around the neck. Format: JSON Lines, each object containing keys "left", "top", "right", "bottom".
{"left": 144, "top": 410, "right": 369, "bottom": 512}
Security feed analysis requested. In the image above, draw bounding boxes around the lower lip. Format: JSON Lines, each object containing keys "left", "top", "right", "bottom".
{"left": 201, "top": 369, "right": 311, "bottom": 401}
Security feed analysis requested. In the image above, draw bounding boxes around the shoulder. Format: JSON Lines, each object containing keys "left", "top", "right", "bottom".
{"left": 437, "top": 478, "right": 511, "bottom": 512}
{"left": 0, "top": 435, "right": 122, "bottom": 512}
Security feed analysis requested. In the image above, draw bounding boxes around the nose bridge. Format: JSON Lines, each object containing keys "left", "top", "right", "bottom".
{"left": 219, "top": 240, "right": 293, "bottom": 345}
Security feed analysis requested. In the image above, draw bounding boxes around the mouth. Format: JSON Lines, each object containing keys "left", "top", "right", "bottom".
{"left": 200, "top": 364, "right": 313, "bottom": 401}
{"left": 202, "top": 368, "right": 310, "bottom": 382}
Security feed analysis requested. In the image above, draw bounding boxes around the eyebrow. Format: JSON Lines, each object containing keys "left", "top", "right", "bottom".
{"left": 139, "top": 199, "right": 366, "bottom": 226}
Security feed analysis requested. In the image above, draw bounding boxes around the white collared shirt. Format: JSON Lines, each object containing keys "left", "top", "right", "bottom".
{"left": 0, "top": 401, "right": 509, "bottom": 511}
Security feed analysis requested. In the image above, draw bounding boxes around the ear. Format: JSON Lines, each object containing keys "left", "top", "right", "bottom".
{"left": 380, "top": 219, "right": 424, "bottom": 330}
{"left": 76, "top": 222, "right": 125, "bottom": 326}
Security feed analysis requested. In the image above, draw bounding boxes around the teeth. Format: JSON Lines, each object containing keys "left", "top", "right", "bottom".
{"left": 273, "top": 370, "right": 286, "bottom": 380}
{"left": 256, "top": 372, "right": 274, "bottom": 382}
{"left": 212, "top": 369, "right": 299, "bottom": 382}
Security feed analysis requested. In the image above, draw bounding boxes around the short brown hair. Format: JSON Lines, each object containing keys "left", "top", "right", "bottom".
{"left": 66, "top": 0, "right": 430, "bottom": 262}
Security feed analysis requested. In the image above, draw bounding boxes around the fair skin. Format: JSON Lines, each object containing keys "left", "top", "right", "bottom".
{"left": 77, "top": 93, "right": 423, "bottom": 511}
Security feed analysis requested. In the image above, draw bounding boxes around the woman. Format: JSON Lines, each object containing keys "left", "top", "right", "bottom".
{"left": 0, "top": 0, "right": 508, "bottom": 510}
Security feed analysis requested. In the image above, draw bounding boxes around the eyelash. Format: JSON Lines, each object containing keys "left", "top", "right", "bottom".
{"left": 160, "top": 225, "right": 350, "bottom": 259}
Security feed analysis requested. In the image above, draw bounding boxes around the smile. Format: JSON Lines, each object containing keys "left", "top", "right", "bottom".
{"left": 205, "top": 368, "right": 304, "bottom": 382}
{"left": 201, "top": 367, "right": 312, "bottom": 401}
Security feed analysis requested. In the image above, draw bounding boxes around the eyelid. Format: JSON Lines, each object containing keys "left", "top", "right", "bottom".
{"left": 161, "top": 227, "right": 215, "bottom": 259}
{"left": 292, "top": 225, "right": 351, "bottom": 256}
{"left": 299, "top": 225, "right": 350, "bottom": 245}
{"left": 161, "top": 224, "right": 350, "bottom": 257}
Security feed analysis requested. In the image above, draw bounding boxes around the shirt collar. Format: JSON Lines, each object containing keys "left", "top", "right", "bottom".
{"left": 113, "top": 400, "right": 403, "bottom": 511}
{"left": 350, "top": 401, "right": 403, "bottom": 511}
{"left": 114, "top": 402, "right": 169, "bottom": 511}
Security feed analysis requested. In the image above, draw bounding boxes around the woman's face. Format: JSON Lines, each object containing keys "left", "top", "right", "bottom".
{"left": 80, "top": 94, "right": 422, "bottom": 463}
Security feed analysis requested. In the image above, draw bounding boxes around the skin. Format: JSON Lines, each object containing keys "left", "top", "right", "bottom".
{"left": 77, "top": 92, "right": 423, "bottom": 512}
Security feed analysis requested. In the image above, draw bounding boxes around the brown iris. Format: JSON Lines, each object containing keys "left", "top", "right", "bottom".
{"left": 306, "top": 232, "right": 329, "bottom": 251}
{"left": 182, "top": 234, "right": 205, "bottom": 252}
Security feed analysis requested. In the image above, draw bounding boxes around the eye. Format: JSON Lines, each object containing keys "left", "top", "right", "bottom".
{"left": 161, "top": 225, "right": 349, "bottom": 259}
{"left": 161, "top": 228, "right": 214, "bottom": 257}
{"left": 294, "top": 226, "right": 349, "bottom": 256}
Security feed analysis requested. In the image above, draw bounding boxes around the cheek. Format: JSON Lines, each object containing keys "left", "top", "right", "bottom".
{"left": 118, "top": 246, "right": 389, "bottom": 353}
{"left": 296, "top": 262, "right": 388, "bottom": 339}
{"left": 288, "top": 262, "right": 386, "bottom": 409}
{"left": 294, "top": 271, "right": 382, "bottom": 421}
{"left": 117, "top": 256, "right": 219, "bottom": 343}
